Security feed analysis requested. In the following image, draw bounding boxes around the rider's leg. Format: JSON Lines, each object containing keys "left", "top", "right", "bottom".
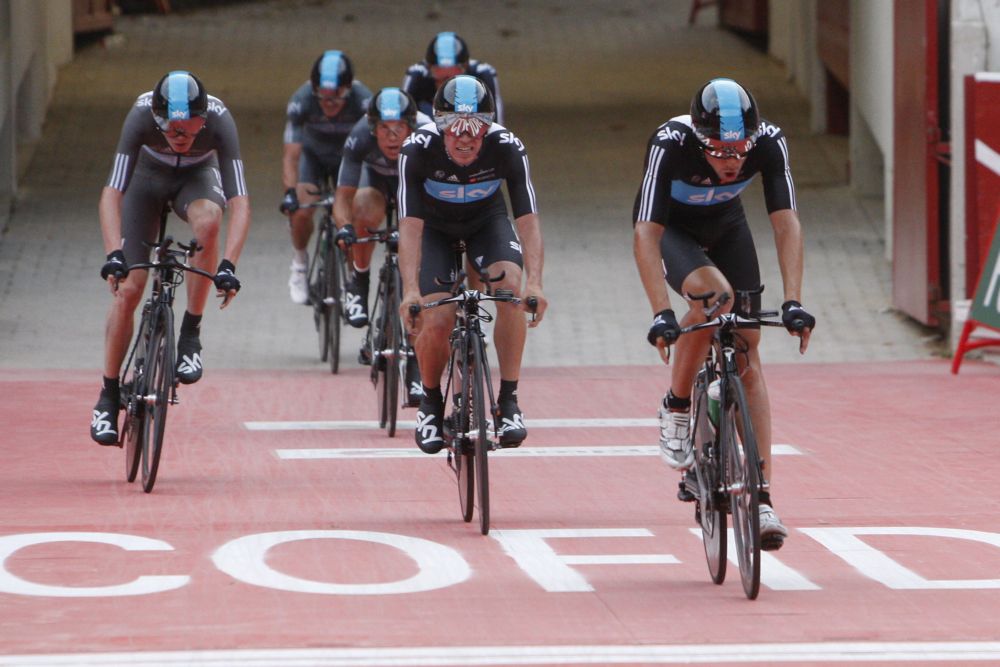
{"left": 290, "top": 183, "right": 319, "bottom": 255}
{"left": 183, "top": 198, "right": 223, "bottom": 315}
{"left": 488, "top": 261, "right": 526, "bottom": 381}
{"left": 735, "top": 331, "right": 772, "bottom": 486}
{"left": 103, "top": 270, "right": 150, "bottom": 379}
{"left": 670, "top": 265, "right": 734, "bottom": 398}
{"left": 350, "top": 187, "right": 384, "bottom": 272}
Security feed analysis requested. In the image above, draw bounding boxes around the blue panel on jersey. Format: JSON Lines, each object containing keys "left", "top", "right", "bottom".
{"left": 454, "top": 77, "right": 478, "bottom": 113}
{"left": 713, "top": 78, "right": 745, "bottom": 140}
{"left": 670, "top": 179, "right": 752, "bottom": 206}
{"left": 423, "top": 179, "right": 501, "bottom": 203}
{"left": 167, "top": 70, "right": 191, "bottom": 120}
{"left": 320, "top": 50, "right": 343, "bottom": 89}
{"left": 435, "top": 32, "right": 458, "bottom": 66}
{"left": 379, "top": 87, "right": 402, "bottom": 121}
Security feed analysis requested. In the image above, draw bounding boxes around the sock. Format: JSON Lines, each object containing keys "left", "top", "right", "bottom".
{"left": 102, "top": 375, "right": 120, "bottom": 399}
{"left": 422, "top": 385, "right": 442, "bottom": 404}
{"left": 294, "top": 249, "right": 308, "bottom": 265}
{"left": 759, "top": 491, "right": 772, "bottom": 507}
{"left": 665, "top": 390, "right": 691, "bottom": 412}
{"left": 180, "top": 311, "right": 202, "bottom": 338}
{"left": 498, "top": 379, "right": 518, "bottom": 403}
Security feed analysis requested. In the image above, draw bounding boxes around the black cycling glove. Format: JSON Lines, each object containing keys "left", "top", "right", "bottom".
{"left": 100, "top": 250, "right": 129, "bottom": 281}
{"left": 279, "top": 188, "right": 299, "bottom": 214}
{"left": 647, "top": 308, "right": 681, "bottom": 346}
{"left": 781, "top": 300, "right": 816, "bottom": 333}
{"left": 334, "top": 223, "right": 357, "bottom": 247}
{"left": 213, "top": 259, "right": 241, "bottom": 293}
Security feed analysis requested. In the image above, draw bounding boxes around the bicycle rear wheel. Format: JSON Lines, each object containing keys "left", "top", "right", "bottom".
{"left": 141, "top": 307, "right": 174, "bottom": 493}
{"left": 692, "top": 374, "right": 726, "bottom": 585}
{"left": 469, "top": 336, "right": 490, "bottom": 535}
{"left": 380, "top": 282, "right": 402, "bottom": 436}
{"left": 722, "top": 374, "right": 761, "bottom": 599}
{"left": 451, "top": 342, "right": 474, "bottom": 523}
{"left": 122, "top": 317, "right": 149, "bottom": 483}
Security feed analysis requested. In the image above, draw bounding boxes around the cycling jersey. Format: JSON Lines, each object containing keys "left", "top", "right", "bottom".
{"left": 105, "top": 91, "right": 247, "bottom": 200}
{"left": 633, "top": 114, "right": 795, "bottom": 226}
{"left": 397, "top": 122, "right": 537, "bottom": 236}
{"left": 401, "top": 60, "right": 504, "bottom": 124}
{"left": 337, "top": 111, "right": 433, "bottom": 187}
{"left": 283, "top": 80, "right": 373, "bottom": 166}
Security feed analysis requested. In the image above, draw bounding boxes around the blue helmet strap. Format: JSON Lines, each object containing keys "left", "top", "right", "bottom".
{"left": 453, "top": 77, "right": 478, "bottom": 113}
{"left": 166, "top": 70, "right": 191, "bottom": 121}
{"left": 319, "top": 50, "right": 344, "bottom": 89}
{"left": 713, "top": 78, "right": 745, "bottom": 141}
{"left": 434, "top": 32, "right": 458, "bottom": 66}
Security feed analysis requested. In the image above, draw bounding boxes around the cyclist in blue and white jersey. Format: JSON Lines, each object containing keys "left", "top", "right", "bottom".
{"left": 279, "top": 50, "right": 372, "bottom": 314}
{"left": 335, "top": 87, "right": 429, "bottom": 401}
{"left": 634, "top": 78, "right": 816, "bottom": 549}
{"left": 91, "top": 71, "right": 249, "bottom": 445}
{"left": 398, "top": 75, "right": 546, "bottom": 454}
{"left": 402, "top": 32, "right": 504, "bottom": 125}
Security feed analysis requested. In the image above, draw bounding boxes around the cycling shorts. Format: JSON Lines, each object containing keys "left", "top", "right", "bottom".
{"left": 297, "top": 147, "right": 341, "bottom": 189}
{"left": 121, "top": 153, "right": 227, "bottom": 266}
{"left": 659, "top": 208, "right": 762, "bottom": 314}
{"left": 358, "top": 165, "right": 398, "bottom": 204}
{"left": 419, "top": 198, "right": 523, "bottom": 296}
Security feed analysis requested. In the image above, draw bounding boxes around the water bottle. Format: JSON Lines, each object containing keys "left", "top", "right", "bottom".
{"left": 707, "top": 379, "right": 721, "bottom": 425}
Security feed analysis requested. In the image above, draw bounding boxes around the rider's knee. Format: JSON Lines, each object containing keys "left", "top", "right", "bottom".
{"left": 187, "top": 201, "right": 222, "bottom": 239}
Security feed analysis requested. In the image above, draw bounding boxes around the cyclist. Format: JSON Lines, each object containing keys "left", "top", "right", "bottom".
{"left": 633, "top": 78, "right": 816, "bottom": 549}
{"left": 279, "top": 50, "right": 373, "bottom": 324}
{"left": 402, "top": 32, "right": 504, "bottom": 126}
{"left": 398, "top": 75, "right": 546, "bottom": 454}
{"left": 335, "top": 87, "right": 429, "bottom": 404}
{"left": 91, "top": 71, "right": 249, "bottom": 446}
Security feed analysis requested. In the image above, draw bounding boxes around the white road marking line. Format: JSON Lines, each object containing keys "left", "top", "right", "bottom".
{"left": 4, "top": 641, "right": 1000, "bottom": 665}
{"left": 276, "top": 445, "right": 802, "bottom": 460}
{"left": 246, "top": 418, "right": 664, "bottom": 431}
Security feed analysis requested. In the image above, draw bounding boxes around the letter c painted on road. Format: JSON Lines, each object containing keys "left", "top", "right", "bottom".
{"left": 212, "top": 530, "right": 471, "bottom": 594}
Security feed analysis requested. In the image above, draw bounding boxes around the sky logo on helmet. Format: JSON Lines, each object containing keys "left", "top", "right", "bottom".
{"left": 379, "top": 87, "right": 402, "bottom": 121}
{"left": 434, "top": 32, "right": 458, "bottom": 67}
{"left": 722, "top": 129, "right": 743, "bottom": 141}
{"left": 713, "top": 78, "right": 745, "bottom": 141}
{"left": 319, "top": 50, "right": 344, "bottom": 90}
{"left": 166, "top": 70, "right": 192, "bottom": 121}
{"left": 453, "top": 76, "right": 478, "bottom": 113}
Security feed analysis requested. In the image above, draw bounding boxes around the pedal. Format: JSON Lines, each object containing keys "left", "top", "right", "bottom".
{"left": 761, "top": 535, "right": 785, "bottom": 551}
{"left": 677, "top": 478, "right": 696, "bottom": 502}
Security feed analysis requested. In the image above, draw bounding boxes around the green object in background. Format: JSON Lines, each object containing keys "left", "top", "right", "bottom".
{"left": 970, "top": 221, "right": 1000, "bottom": 330}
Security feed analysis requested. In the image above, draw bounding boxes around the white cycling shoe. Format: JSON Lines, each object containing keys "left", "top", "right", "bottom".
{"left": 658, "top": 404, "right": 694, "bottom": 470}
{"left": 288, "top": 260, "right": 308, "bottom": 305}
{"left": 759, "top": 503, "right": 789, "bottom": 550}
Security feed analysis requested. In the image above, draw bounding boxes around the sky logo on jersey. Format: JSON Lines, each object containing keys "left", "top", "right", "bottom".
{"left": 714, "top": 78, "right": 746, "bottom": 140}
{"left": 378, "top": 87, "right": 402, "bottom": 121}
{"left": 434, "top": 32, "right": 458, "bottom": 66}
{"left": 671, "top": 178, "right": 752, "bottom": 205}
{"left": 454, "top": 76, "right": 478, "bottom": 113}
{"left": 319, "top": 50, "right": 344, "bottom": 90}
{"left": 166, "top": 70, "right": 192, "bottom": 120}
{"left": 424, "top": 179, "right": 501, "bottom": 203}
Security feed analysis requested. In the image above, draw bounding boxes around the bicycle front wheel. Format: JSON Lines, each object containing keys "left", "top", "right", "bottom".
{"left": 450, "top": 341, "right": 474, "bottom": 523}
{"left": 141, "top": 307, "right": 174, "bottom": 493}
{"left": 327, "top": 238, "right": 345, "bottom": 374}
{"left": 122, "top": 317, "right": 150, "bottom": 483}
{"left": 469, "top": 336, "right": 490, "bottom": 535}
{"left": 692, "top": 374, "right": 726, "bottom": 585}
{"left": 381, "top": 281, "right": 402, "bottom": 436}
{"left": 722, "top": 374, "right": 761, "bottom": 599}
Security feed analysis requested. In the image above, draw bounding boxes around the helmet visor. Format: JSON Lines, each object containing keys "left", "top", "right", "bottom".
{"left": 694, "top": 129, "right": 759, "bottom": 159}
{"left": 434, "top": 112, "right": 493, "bottom": 137}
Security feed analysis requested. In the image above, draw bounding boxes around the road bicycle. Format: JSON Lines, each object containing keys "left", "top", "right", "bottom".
{"left": 118, "top": 216, "right": 219, "bottom": 493}
{"left": 300, "top": 192, "right": 348, "bottom": 373}
{"left": 412, "top": 248, "right": 536, "bottom": 535}
{"left": 675, "top": 286, "right": 796, "bottom": 599}
{"left": 358, "top": 201, "right": 416, "bottom": 437}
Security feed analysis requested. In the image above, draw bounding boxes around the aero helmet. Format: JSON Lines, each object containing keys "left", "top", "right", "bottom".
{"left": 426, "top": 32, "right": 469, "bottom": 67}
{"left": 690, "top": 78, "right": 761, "bottom": 154}
{"left": 367, "top": 87, "right": 418, "bottom": 132}
{"left": 151, "top": 71, "right": 208, "bottom": 130}
{"left": 310, "top": 50, "right": 354, "bottom": 91}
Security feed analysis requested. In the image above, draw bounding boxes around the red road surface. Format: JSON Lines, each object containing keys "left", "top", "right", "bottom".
{"left": 1, "top": 361, "right": 999, "bottom": 664}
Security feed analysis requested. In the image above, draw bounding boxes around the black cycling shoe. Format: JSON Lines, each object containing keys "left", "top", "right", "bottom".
{"left": 343, "top": 272, "right": 369, "bottom": 328}
{"left": 358, "top": 345, "right": 372, "bottom": 366}
{"left": 496, "top": 399, "right": 527, "bottom": 448}
{"left": 90, "top": 389, "right": 121, "bottom": 446}
{"left": 414, "top": 397, "right": 445, "bottom": 454}
{"left": 176, "top": 334, "right": 203, "bottom": 385}
{"left": 405, "top": 357, "right": 423, "bottom": 407}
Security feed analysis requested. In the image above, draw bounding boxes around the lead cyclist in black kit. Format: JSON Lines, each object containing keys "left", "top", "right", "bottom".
{"left": 634, "top": 78, "right": 816, "bottom": 548}
{"left": 90, "top": 71, "right": 249, "bottom": 445}
{"left": 398, "top": 75, "right": 547, "bottom": 454}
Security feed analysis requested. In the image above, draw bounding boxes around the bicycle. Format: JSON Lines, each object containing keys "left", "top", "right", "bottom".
{"left": 358, "top": 201, "right": 416, "bottom": 437}
{"left": 300, "top": 192, "right": 349, "bottom": 373}
{"left": 674, "top": 286, "right": 794, "bottom": 599}
{"left": 410, "top": 248, "right": 536, "bottom": 535}
{"left": 118, "top": 213, "right": 219, "bottom": 493}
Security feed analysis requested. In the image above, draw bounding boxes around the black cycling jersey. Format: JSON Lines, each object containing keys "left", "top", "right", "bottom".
{"left": 397, "top": 122, "right": 537, "bottom": 235}
{"left": 283, "top": 80, "right": 373, "bottom": 165}
{"left": 105, "top": 91, "right": 247, "bottom": 200}
{"left": 401, "top": 60, "right": 504, "bottom": 124}
{"left": 633, "top": 114, "right": 795, "bottom": 226}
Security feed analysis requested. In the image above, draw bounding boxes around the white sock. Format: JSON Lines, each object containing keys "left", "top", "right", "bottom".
{"left": 293, "top": 249, "right": 308, "bottom": 266}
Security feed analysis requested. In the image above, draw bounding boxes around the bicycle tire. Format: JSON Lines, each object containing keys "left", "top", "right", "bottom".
{"left": 452, "top": 341, "right": 474, "bottom": 523}
{"left": 374, "top": 284, "right": 389, "bottom": 429}
{"left": 692, "top": 372, "right": 726, "bottom": 585}
{"left": 470, "top": 336, "right": 490, "bottom": 535}
{"left": 122, "top": 318, "right": 149, "bottom": 483}
{"left": 141, "top": 307, "right": 174, "bottom": 493}
{"left": 383, "top": 283, "right": 401, "bottom": 436}
{"left": 311, "top": 227, "right": 330, "bottom": 362}
{"left": 328, "top": 241, "right": 345, "bottom": 374}
{"left": 723, "top": 373, "right": 761, "bottom": 599}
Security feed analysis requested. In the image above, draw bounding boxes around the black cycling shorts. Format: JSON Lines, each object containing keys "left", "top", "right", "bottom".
{"left": 358, "top": 165, "right": 398, "bottom": 204}
{"left": 419, "top": 198, "right": 523, "bottom": 295}
{"left": 297, "top": 147, "right": 340, "bottom": 189}
{"left": 659, "top": 208, "right": 762, "bottom": 314}
{"left": 120, "top": 153, "right": 227, "bottom": 265}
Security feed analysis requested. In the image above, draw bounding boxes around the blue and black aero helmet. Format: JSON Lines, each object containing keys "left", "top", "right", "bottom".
{"left": 426, "top": 32, "right": 469, "bottom": 67}
{"left": 432, "top": 75, "right": 495, "bottom": 118}
{"left": 151, "top": 71, "right": 208, "bottom": 130}
{"left": 367, "top": 88, "right": 418, "bottom": 132}
{"left": 690, "top": 78, "right": 761, "bottom": 154}
{"left": 310, "top": 50, "right": 354, "bottom": 91}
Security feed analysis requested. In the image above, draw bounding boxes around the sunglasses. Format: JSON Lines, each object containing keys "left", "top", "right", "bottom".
{"left": 694, "top": 128, "right": 758, "bottom": 160}
{"left": 315, "top": 87, "right": 351, "bottom": 103}
{"left": 156, "top": 118, "right": 205, "bottom": 138}
{"left": 434, "top": 112, "right": 493, "bottom": 138}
